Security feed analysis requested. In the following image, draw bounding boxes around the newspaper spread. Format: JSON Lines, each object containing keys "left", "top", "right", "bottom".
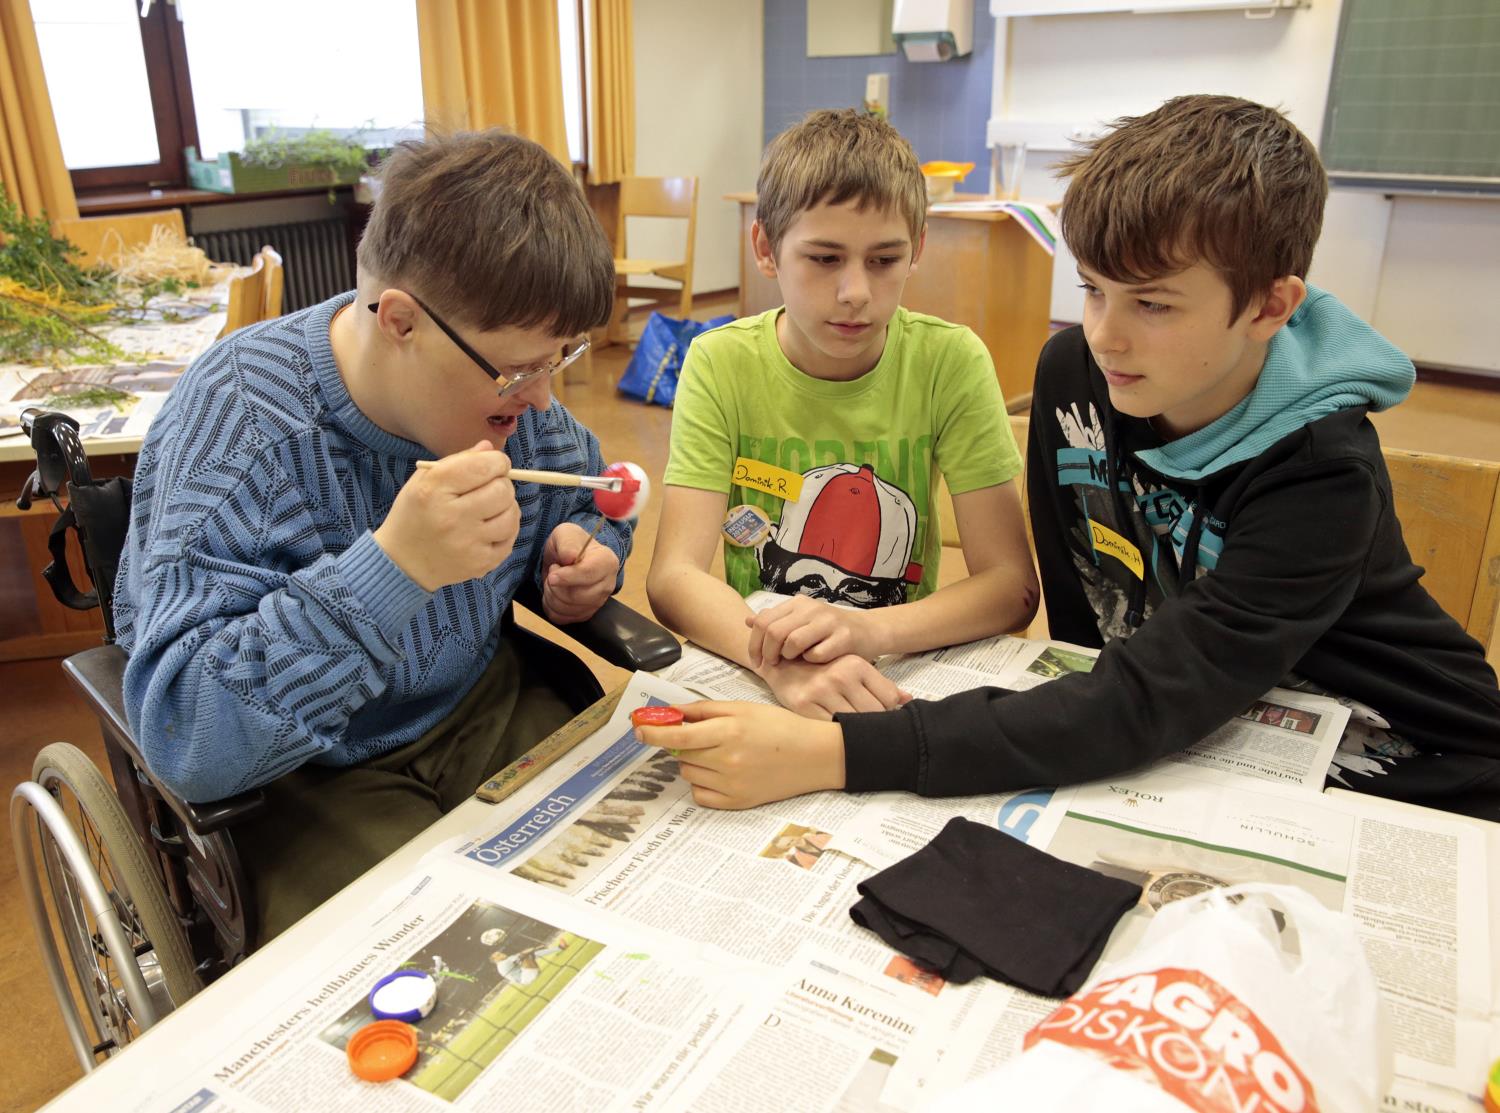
{"left": 90, "top": 670, "right": 1493, "bottom": 1113}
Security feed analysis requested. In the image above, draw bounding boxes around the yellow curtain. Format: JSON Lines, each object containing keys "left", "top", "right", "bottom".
{"left": 587, "top": 0, "right": 634, "bottom": 184}
{"left": 0, "top": 0, "right": 76, "bottom": 220}
{"left": 416, "top": 0, "right": 571, "bottom": 167}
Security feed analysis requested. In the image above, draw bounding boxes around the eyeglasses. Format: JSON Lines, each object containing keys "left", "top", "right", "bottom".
{"left": 367, "top": 295, "right": 590, "bottom": 398}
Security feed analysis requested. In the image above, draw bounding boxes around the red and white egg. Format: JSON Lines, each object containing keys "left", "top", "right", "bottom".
{"left": 592, "top": 461, "right": 650, "bottom": 520}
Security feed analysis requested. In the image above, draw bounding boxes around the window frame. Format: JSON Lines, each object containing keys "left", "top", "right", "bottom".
{"left": 66, "top": 0, "right": 198, "bottom": 193}
{"left": 574, "top": 0, "right": 589, "bottom": 174}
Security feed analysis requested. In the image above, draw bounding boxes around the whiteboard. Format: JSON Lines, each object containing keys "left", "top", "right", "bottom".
{"left": 989, "top": 0, "right": 1305, "bottom": 16}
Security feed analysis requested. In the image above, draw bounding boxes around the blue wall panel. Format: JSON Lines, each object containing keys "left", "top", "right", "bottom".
{"left": 763, "top": 0, "right": 994, "bottom": 188}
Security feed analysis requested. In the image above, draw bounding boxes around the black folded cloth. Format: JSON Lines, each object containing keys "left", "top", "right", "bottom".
{"left": 849, "top": 816, "right": 1140, "bottom": 995}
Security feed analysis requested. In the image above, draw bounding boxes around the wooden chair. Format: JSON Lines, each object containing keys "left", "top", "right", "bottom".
{"left": 1384, "top": 447, "right": 1500, "bottom": 656}
{"left": 219, "top": 245, "right": 284, "bottom": 338}
{"left": 607, "top": 176, "right": 698, "bottom": 346}
{"left": 52, "top": 210, "right": 188, "bottom": 269}
{"left": 256, "top": 245, "right": 284, "bottom": 321}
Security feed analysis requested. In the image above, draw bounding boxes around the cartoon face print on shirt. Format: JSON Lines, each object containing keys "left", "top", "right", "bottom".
{"left": 757, "top": 463, "right": 922, "bottom": 608}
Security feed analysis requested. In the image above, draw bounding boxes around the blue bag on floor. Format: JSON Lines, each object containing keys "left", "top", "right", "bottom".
{"left": 617, "top": 311, "right": 733, "bottom": 407}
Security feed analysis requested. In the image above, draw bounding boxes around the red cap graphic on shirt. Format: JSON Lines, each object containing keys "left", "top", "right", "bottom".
{"left": 774, "top": 464, "right": 921, "bottom": 584}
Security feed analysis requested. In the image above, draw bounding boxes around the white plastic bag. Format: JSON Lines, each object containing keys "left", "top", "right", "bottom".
{"left": 928, "top": 883, "right": 1390, "bottom": 1113}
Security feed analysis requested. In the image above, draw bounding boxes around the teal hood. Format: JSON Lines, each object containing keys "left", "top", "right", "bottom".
{"left": 1134, "top": 287, "right": 1414, "bottom": 483}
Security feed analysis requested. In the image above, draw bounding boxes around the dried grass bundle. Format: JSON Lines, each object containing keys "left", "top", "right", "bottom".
{"left": 105, "top": 225, "right": 228, "bottom": 288}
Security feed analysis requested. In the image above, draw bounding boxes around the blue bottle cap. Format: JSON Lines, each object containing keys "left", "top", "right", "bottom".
{"left": 368, "top": 970, "right": 437, "bottom": 1023}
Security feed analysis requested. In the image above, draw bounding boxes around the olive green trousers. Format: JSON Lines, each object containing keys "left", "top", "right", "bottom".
{"left": 234, "top": 635, "right": 573, "bottom": 945}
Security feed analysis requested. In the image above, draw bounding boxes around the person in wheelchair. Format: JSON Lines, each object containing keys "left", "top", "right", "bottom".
{"left": 113, "top": 130, "right": 630, "bottom": 945}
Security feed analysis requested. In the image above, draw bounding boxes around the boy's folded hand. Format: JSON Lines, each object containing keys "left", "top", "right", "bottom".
{"left": 755, "top": 654, "right": 910, "bottom": 720}
{"left": 375, "top": 440, "right": 518, "bottom": 592}
{"left": 747, "top": 594, "right": 880, "bottom": 668}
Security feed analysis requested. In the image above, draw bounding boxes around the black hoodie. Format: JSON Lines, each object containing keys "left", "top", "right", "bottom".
{"left": 838, "top": 325, "right": 1500, "bottom": 819}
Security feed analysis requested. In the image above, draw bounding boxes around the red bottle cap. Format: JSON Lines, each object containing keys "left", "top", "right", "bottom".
{"left": 348, "top": 1019, "right": 419, "bottom": 1082}
{"left": 631, "top": 706, "right": 684, "bottom": 727}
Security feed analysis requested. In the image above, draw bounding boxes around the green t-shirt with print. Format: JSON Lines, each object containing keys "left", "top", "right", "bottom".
{"left": 664, "top": 306, "right": 1021, "bottom": 606}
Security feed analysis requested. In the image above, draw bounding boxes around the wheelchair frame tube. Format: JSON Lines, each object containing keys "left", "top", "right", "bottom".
{"left": 11, "top": 781, "right": 161, "bottom": 1070}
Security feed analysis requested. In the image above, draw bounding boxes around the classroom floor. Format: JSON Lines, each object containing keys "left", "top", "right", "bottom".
{"left": 1, "top": 293, "right": 1497, "bottom": 1111}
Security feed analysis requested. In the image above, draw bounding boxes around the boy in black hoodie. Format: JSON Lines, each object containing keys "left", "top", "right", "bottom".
{"left": 638, "top": 94, "right": 1500, "bottom": 821}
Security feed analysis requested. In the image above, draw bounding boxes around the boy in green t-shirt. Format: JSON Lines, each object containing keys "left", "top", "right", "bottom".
{"left": 648, "top": 110, "right": 1038, "bottom": 720}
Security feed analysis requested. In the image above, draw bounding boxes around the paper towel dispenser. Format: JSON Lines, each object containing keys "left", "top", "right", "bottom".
{"left": 893, "top": 0, "right": 974, "bottom": 61}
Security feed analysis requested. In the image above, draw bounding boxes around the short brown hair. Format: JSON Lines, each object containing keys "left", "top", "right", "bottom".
{"left": 357, "top": 130, "right": 613, "bottom": 336}
{"left": 1056, "top": 95, "right": 1327, "bottom": 322}
{"left": 756, "top": 109, "right": 927, "bottom": 256}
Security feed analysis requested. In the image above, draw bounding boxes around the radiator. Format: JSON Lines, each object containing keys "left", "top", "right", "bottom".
{"left": 193, "top": 216, "right": 355, "bottom": 312}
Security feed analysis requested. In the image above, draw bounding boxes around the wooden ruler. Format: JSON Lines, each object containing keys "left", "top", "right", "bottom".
{"left": 475, "top": 684, "right": 626, "bottom": 804}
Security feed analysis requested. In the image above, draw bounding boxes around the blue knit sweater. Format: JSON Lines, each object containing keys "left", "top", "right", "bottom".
{"left": 115, "top": 292, "right": 631, "bottom": 802}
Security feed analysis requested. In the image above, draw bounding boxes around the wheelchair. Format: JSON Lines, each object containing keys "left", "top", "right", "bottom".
{"left": 8, "top": 408, "right": 680, "bottom": 1071}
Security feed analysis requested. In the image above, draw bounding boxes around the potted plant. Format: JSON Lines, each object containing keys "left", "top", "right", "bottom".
{"left": 184, "top": 129, "right": 373, "bottom": 195}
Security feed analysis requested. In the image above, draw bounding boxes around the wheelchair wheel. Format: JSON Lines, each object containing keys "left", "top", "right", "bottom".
{"left": 18, "top": 743, "right": 200, "bottom": 1067}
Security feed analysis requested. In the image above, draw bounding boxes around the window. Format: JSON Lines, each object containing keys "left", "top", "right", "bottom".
{"left": 33, "top": 0, "right": 424, "bottom": 194}
{"left": 33, "top": 0, "right": 194, "bottom": 190}
{"left": 33, "top": 0, "right": 159, "bottom": 170}
{"left": 178, "top": 1, "right": 424, "bottom": 160}
{"left": 558, "top": 0, "right": 586, "bottom": 166}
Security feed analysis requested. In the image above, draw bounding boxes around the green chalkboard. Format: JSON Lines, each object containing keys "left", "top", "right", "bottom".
{"left": 1320, "top": 0, "right": 1500, "bottom": 191}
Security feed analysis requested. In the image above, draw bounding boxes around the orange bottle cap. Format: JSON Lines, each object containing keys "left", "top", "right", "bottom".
{"left": 631, "top": 706, "right": 684, "bottom": 727}
{"left": 348, "top": 1019, "right": 419, "bottom": 1082}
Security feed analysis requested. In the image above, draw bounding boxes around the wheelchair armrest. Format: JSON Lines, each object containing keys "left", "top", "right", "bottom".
{"left": 61, "top": 644, "right": 266, "bottom": 835}
{"left": 514, "top": 584, "right": 681, "bottom": 673}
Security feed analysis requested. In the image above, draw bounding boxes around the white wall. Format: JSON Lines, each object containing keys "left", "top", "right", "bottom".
{"left": 991, "top": 3, "right": 1500, "bottom": 373}
{"left": 631, "top": 0, "right": 764, "bottom": 298}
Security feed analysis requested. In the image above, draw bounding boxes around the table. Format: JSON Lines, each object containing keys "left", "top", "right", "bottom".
{"left": 0, "top": 281, "right": 231, "bottom": 661}
{"left": 726, "top": 192, "right": 1055, "bottom": 404}
{"left": 35, "top": 664, "right": 1500, "bottom": 1111}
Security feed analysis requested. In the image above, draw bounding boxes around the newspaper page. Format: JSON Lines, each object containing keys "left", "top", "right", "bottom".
{"left": 886, "top": 766, "right": 1494, "bottom": 1106}
{"left": 659, "top": 944, "right": 965, "bottom": 1113}
{"left": 879, "top": 975, "right": 1058, "bottom": 1111}
{"left": 658, "top": 640, "right": 778, "bottom": 705}
{"left": 110, "top": 858, "right": 754, "bottom": 1113}
{"left": 450, "top": 671, "right": 897, "bottom": 971}
{"left": 826, "top": 787, "right": 1056, "bottom": 872}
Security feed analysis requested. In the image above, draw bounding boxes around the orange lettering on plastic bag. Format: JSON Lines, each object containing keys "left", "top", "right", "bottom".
{"left": 1024, "top": 966, "right": 1318, "bottom": 1113}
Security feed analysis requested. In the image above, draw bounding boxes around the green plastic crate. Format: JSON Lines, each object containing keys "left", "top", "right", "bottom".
{"left": 183, "top": 146, "right": 363, "bottom": 194}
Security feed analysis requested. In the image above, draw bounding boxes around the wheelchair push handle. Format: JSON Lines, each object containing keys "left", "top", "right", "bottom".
{"left": 17, "top": 408, "right": 93, "bottom": 511}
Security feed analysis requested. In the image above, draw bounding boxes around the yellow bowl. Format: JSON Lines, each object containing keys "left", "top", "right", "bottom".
{"left": 921, "top": 161, "right": 974, "bottom": 202}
